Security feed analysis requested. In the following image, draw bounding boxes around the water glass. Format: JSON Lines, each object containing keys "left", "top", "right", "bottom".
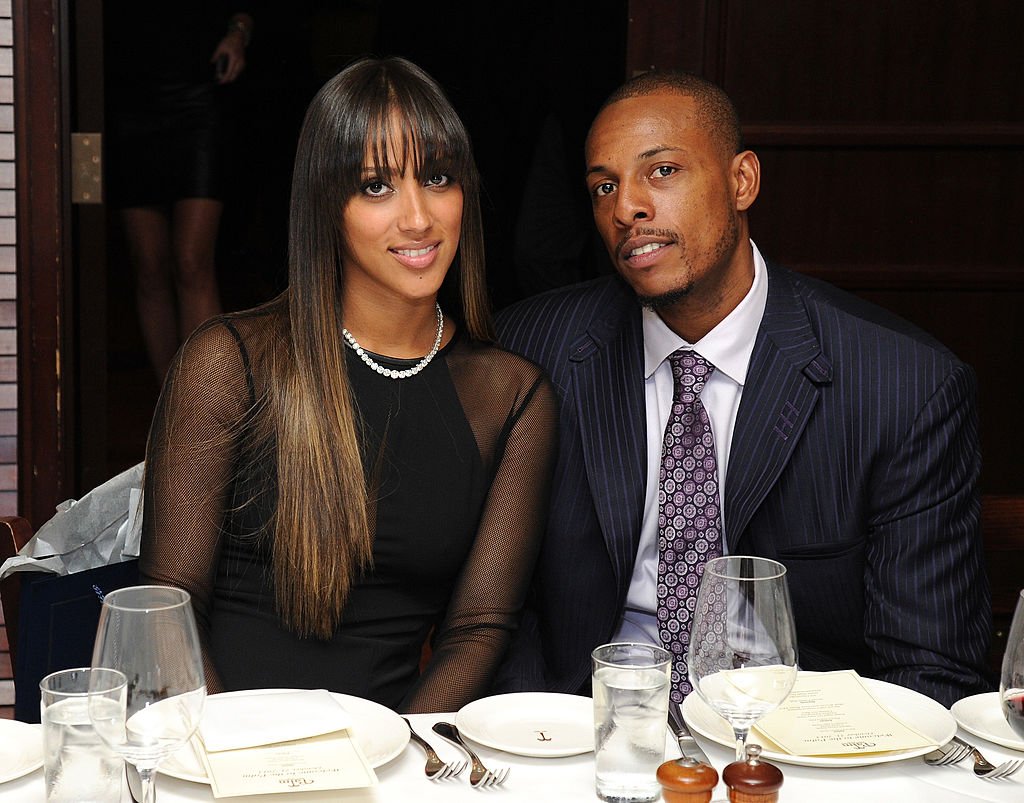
{"left": 1000, "top": 588, "right": 1024, "bottom": 738}
{"left": 40, "top": 667, "right": 126, "bottom": 803}
{"left": 592, "top": 642, "right": 672, "bottom": 803}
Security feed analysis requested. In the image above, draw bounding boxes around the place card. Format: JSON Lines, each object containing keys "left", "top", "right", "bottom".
{"left": 753, "top": 670, "right": 936, "bottom": 756}
{"left": 201, "top": 730, "right": 377, "bottom": 798}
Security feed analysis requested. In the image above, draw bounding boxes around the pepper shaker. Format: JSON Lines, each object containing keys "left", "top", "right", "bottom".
{"left": 656, "top": 756, "right": 720, "bottom": 803}
{"left": 721, "top": 744, "right": 783, "bottom": 803}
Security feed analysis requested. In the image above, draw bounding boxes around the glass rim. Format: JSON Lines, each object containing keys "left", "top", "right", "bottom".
{"left": 39, "top": 666, "right": 127, "bottom": 696}
{"left": 704, "top": 555, "right": 787, "bottom": 581}
{"left": 101, "top": 584, "right": 192, "bottom": 612}
{"left": 592, "top": 641, "right": 672, "bottom": 669}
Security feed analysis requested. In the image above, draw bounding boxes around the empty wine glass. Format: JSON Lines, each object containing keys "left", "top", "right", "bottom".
{"left": 89, "top": 585, "right": 206, "bottom": 803}
{"left": 1001, "top": 589, "right": 1024, "bottom": 739}
{"left": 687, "top": 556, "right": 798, "bottom": 761}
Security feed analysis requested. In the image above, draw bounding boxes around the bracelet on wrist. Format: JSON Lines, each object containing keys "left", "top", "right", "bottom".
{"left": 227, "top": 18, "right": 252, "bottom": 47}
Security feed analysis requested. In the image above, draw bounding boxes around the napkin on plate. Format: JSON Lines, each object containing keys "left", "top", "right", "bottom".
{"left": 197, "top": 690, "right": 377, "bottom": 798}
{"left": 198, "top": 689, "right": 352, "bottom": 751}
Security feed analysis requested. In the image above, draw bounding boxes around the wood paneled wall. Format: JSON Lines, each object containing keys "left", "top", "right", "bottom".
{"left": 0, "top": 0, "right": 14, "bottom": 516}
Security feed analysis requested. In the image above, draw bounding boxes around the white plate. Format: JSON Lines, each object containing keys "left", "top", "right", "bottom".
{"left": 951, "top": 692, "right": 1024, "bottom": 752}
{"left": 455, "top": 692, "right": 594, "bottom": 757}
{"left": 0, "top": 720, "right": 43, "bottom": 783}
{"left": 160, "top": 689, "right": 410, "bottom": 784}
{"left": 681, "top": 675, "right": 956, "bottom": 768}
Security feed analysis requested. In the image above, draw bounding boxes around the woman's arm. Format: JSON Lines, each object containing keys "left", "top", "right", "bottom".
{"left": 139, "top": 320, "right": 252, "bottom": 693}
{"left": 403, "top": 366, "right": 558, "bottom": 713}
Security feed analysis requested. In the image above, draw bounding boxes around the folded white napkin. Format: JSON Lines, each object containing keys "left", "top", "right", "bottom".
{"left": 198, "top": 689, "right": 353, "bottom": 752}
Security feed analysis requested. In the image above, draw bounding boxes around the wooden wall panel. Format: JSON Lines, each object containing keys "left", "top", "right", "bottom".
{"left": 724, "top": 1, "right": 1024, "bottom": 123}
{"left": 0, "top": 0, "right": 12, "bottom": 516}
{"left": 750, "top": 149, "right": 1024, "bottom": 269}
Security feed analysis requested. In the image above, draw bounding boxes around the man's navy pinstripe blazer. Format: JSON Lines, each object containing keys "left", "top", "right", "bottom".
{"left": 494, "top": 261, "right": 992, "bottom": 707}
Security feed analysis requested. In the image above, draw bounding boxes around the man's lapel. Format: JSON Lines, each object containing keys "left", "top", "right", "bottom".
{"left": 725, "top": 266, "right": 832, "bottom": 549}
{"left": 570, "top": 300, "right": 647, "bottom": 592}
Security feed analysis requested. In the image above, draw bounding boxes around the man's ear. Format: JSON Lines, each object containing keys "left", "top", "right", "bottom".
{"left": 732, "top": 150, "right": 760, "bottom": 212}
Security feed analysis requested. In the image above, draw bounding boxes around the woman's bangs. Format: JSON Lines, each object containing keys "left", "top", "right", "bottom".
{"left": 368, "top": 96, "right": 473, "bottom": 187}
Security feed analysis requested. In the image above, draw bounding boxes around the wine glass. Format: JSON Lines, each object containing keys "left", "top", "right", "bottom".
{"left": 1001, "top": 589, "right": 1024, "bottom": 739}
{"left": 687, "top": 555, "right": 798, "bottom": 761}
{"left": 88, "top": 585, "right": 207, "bottom": 803}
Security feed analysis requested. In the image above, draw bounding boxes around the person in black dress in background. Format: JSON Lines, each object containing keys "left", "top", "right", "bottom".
{"left": 139, "top": 57, "right": 558, "bottom": 713}
{"left": 105, "top": 3, "right": 255, "bottom": 380}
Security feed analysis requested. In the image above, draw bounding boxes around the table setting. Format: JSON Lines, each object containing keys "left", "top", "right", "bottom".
{"left": 0, "top": 575, "right": 1019, "bottom": 802}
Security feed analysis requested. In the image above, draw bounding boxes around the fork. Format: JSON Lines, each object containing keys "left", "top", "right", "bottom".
{"left": 923, "top": 739, "right": 972, "bottom": 767}
{"left": 432, "top": 721, "right": 510, "bottom": 788}
{"left": 952, "top": 735, "right": 1024, "bottom": 779}
{"left": 403, "top": 717, "right": 466, "bottom": 781}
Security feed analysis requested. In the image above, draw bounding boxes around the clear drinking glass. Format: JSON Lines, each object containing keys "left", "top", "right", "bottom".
{"left": 1000, "top": 589, "right": 1024, "bottom": 739}
{"left": 89, "top": 585, "right": 207, "bottom": 803}
{"left": 40, "top": 667, "right": 126, "bottom": 803}
{"left": 592, "top": 642, "right": 672, "bottom": 803}
{"left": 687, "top": 556, "right": 798, "bottom": 761}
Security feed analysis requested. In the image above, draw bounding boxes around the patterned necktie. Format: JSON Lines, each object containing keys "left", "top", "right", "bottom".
{"left": 657, "top": 349, "right": 723, "bottom": 703}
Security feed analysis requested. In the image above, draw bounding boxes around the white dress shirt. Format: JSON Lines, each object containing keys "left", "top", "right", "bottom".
{"left": 612, "top": 240, "right": 769, "bottom": 645}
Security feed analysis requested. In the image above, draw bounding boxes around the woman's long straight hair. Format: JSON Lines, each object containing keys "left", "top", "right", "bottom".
{"left": 267, "top": 56, "right": 491, "bottom": 638}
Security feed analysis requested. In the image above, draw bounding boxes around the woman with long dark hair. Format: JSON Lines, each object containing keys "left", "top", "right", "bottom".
{"left": 139, "top": 57, "right": 557, "bottom": 713}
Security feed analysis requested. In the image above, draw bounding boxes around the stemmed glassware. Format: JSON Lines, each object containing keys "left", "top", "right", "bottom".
{"left": 687, "top": 556, "right": 798, "bottom": 761}
{"left": 88, "top": 585, "right": 207, "bottom": 803}
{"left": 1001, "top": 589, "right": 1024, "bottom": 739}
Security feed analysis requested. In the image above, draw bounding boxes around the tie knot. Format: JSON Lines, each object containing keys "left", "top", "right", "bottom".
{"left": 668, "top": 349, "right": 714, "bottom": 402}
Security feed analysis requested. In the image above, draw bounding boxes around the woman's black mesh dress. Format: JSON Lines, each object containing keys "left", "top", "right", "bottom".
{"left": 140, "top": 300, "right": 557, "bottom": 713}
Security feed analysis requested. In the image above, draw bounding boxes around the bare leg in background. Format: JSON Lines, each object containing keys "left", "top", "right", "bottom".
{"left": 121, "top": 197, "right": 224, "bottom": 381}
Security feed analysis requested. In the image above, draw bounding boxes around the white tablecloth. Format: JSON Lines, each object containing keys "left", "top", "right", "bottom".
{"left": 2, "top": 715, "right": 1020, "bottom": 802}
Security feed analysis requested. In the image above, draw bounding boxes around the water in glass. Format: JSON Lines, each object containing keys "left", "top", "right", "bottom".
{"left": 592, "top": 644, "right": 671, "bottom": 803}
{"left": 40, "top": 668, "right": 124, "bottom": 803}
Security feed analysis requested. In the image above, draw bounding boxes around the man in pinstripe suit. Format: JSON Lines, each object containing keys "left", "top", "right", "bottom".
{"left": 494, "top": 70, "right": 992, "bottom": 706}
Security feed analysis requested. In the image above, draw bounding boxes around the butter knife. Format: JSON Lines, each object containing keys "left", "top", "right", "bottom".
{"left": 668, "top": 701, "right": 712, "bottom": 766}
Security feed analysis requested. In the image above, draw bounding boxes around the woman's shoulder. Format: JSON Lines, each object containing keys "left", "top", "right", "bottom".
{"left": 169, "top": 299, "right": 287, "bottom": 398}
{"left": 451, "top": 337, "right": 550, "bottom": 385}
{"left": 448, "top": 337, "right": 556, "bottom": 422}
{"left": 181, "top": 299, "right": 286, "bottom": 365}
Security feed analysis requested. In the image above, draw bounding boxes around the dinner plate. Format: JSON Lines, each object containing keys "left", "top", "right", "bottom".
{"left": 0, "top": 720, "right": 43, "bottom": 783}
{"left": 951, "top": 691, "right": 1024, "bottom": 752}
{"left": 455, "top": 692, "right": 594, "bottom": 757}
{"left": 681, "top": 675, "right": 956, "bottom": 768}
{"left": 160, "top": 689, "right": 409, "bottom": 784}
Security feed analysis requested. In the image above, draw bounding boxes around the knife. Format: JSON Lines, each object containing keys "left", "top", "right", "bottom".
{"left": 668, "top": 701, "right": 712, "bottom": 766}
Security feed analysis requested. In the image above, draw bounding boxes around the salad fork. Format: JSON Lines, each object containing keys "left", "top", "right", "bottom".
{"left": 923, "top": 739, "right": 972, "bottom": 767}
{"left": 432, "top": 721, "right": 510, "bottom": 788}
{"left": 952, "top": 736, "right": 1024, "bottom": 779}
{"left": 403, "top": 718, "right": 466, "bottom": 781}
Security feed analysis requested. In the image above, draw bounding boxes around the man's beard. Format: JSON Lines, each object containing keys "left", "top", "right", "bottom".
{"left": 636, "top": 283, "right": 692, "bottom": 310}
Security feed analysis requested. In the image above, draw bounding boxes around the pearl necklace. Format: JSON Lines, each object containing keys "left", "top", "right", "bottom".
{"left": 342, "top": 303, "right": 444, "bottom": 379}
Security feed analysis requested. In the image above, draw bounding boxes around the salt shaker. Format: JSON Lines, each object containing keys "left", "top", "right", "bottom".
{"left": 656, "top": 756, "right": 720, "bottom": 803}
{"left": 721, "top": 744, "right": 783, "bottom": 803}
